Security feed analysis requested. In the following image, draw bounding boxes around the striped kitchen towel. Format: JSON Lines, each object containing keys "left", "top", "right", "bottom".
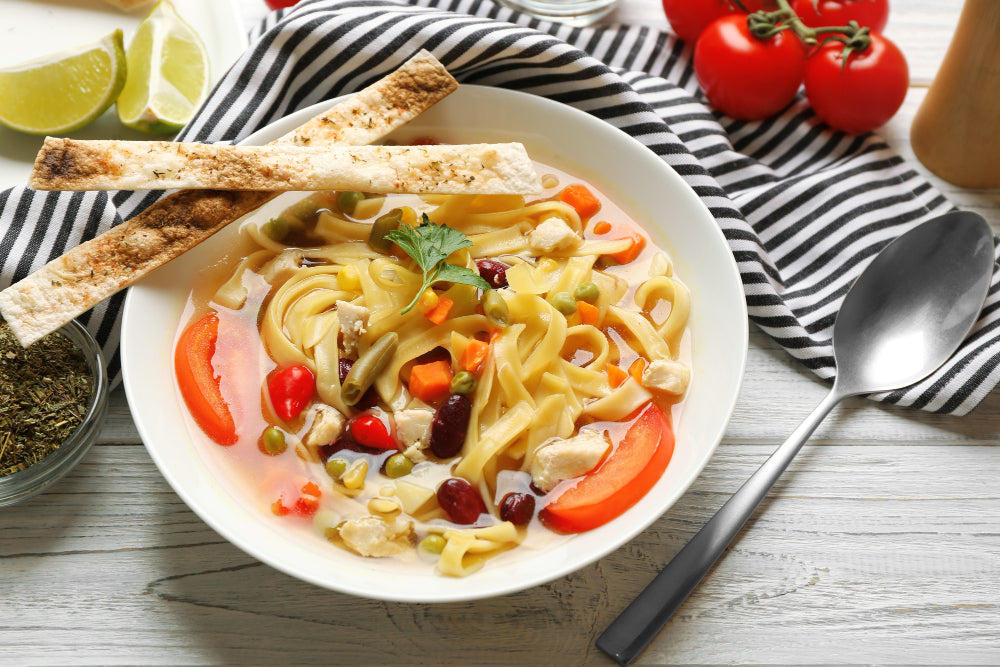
{"left": 1, "top": 0, "right": 998, "bottom": 414}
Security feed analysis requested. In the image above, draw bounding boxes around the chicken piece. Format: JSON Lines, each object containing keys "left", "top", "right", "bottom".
{"left": 304, "top": 406, "right": 345, "bottom": 448}
{"left": 338, "top": 515, "right": 413, "bottom": 557}
{"left": 641, "top": 359, "right": 690, "bottom": 396}
{"left": 528, "top": 217, "right": 582, "bottom": 253}
{"left": 336, "top": 300, "right": 370, "bottom": 355}
{"left": 530, "top": 429, "right": 610, "bottom": 493}
{"left": 394, "top": 407, "right": 435, "bottom": 460}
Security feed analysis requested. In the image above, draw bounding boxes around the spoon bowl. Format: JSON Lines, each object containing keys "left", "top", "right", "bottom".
{"left": 598, "top": 210, "right": 995, "bottom": 665}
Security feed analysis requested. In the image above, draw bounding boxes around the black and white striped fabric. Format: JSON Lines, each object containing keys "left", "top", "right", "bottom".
{"left": 2, "top": 0, "right": 998, "bottom": 414}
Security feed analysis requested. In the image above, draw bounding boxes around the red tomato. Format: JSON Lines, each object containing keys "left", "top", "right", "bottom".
{"left": 175, "top": 313, "right": 237, "bottom": 446}
{"left": 803, "top": 32, "right": 908, "bottom": 133}
{"left": 539, "top": 403, "right": 675, "bottom": 534}
{"left": 662, "top": 0, "right": 778, "bottom": 45}
{"left": 347, "top": 413, "right": 397, "bottom": 451}
{"left": 267, "top": 364, "right": 315, "bottom": 422}
{"left": 694, "top": 15, "right": 807, "bottom": 120}
{"left": 264, "top": 0, "right": 298, "bottom": 9}
{"left": 792, "top": 0, "right": 889, "bottom": 33}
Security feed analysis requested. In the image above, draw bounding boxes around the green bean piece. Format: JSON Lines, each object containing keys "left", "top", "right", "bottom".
{"left": 336, "top": 190, "right": 365, "bottom": 216}
{"left": 262, "top": 217, "right": 288, "bottom": 242}
{"left": 326, "top": 457, "right": 349, "bottom": 479}
{"left": 287, "top": 196, "right": 322, "bottom": 224}
{"left": 574, "top": 282, "right": 600, "bottom": 304}
{"left": 384, "top": 453, "right": 414, "bottom": 479}
{"left": 342, "top": 332, "right": 399, "bottom": 406}
{"left": 481, "top": 290, "right": 510, "bottom": 328}
{"left": 260, "top": 426, "right": 287, "bottom": 456}
{"left": 369, "top": 208, "right": 403, "bottom": 252}
{"left": 419, "top": 534, "right": 447, "bottom": 555}
{"left": 552, "top": 291, "right": 578, "bottom": 315}
{"left": 450, "top": 371, "right": 477, "bottom": 395}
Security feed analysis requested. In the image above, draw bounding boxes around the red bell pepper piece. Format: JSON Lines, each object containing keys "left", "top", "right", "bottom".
{"left": 268, "top": 364, "right": 315, "bottom": 422}
{"left": 175, "top": 313, "right": 237, "bottom": 446}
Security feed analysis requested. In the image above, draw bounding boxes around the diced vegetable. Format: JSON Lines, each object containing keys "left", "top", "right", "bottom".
{"left": 267, "top": 364, "right": 315, "bottom": 422}
{"left": 606, "top": 363, "right": 628, "bottom": 388}
{"left": 175, "top": 313, "right": 237, "bottom": 446}
{"left": 409, "top": 360, "right": 454, "bottom": 403}
{"left": 559, "top": 184, "right": 601, "bottom": 218}
{"left": 593, "top": 221, "right": 612, "bottom": 235}
{"left": 460, "top": 339, "right": 490, "bottom": 372}
{"left": 425, "top": 295, "right": 454, "bottom": 325}
{"left": 577, "top": 300, "right": 600, "bottom": 326}
{"left": 628, "top": 358, "right": 646, "bottom": 384}
{"left": 450, "top": 371, "right": 477, "bottom": 395}
{"left": 609, "top": 230, "right": 646, "bottom": 264}
{"left": 540, "top": 402, "right": 674, "bottom": 533}
{"left": 347, "top": 413, "right": 397, "bottom": 451}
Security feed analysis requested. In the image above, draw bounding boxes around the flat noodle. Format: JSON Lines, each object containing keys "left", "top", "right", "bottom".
{"left": 31, "top": 140, "right": 541, "bottom": 195}
{"left": 0, "top": 49, "right": 458, "bottom": 347}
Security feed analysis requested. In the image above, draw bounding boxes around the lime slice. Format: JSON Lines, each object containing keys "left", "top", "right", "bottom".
{"left": 117, "top": 0, "right": 210, "bottom": 133}
{"left": 0, "top": 30, "right": 126, "bottom": 135}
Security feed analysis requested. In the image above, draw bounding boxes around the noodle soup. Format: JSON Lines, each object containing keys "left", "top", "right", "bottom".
{"left": 174, "top": 161, "right": 690, "bottom": 577}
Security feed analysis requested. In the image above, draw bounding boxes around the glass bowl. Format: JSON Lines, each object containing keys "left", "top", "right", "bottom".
{"left": 0, "top": 319, "right": 109, "bottom": 506}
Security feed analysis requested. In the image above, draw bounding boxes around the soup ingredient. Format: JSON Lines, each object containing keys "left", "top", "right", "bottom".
{"left": 429, "top": 395, "right": 473, "bottom": 458}
{"left": 693, "top": 14, "right": 807, "bottom": 120}
{"left": 268, "top": 364, "right": 315, "bottom": 421}
{"left": 385, "top": 218, "right": 491, "bottom": 314}
{"left": 259, "top": 426, "right": 287, "bottom": 455}
{"left": 803, "top": 31, "right": 908, "bottom": 134}
{"left": 0, "top": 50, "right": 458, "bottom": 349}
{"left": 792, "top": 0, "right": 889, "bottom": 32}
{"left": 384, "top": 453, "right": 414, "bottom": 478}
{"left": 0, "top": 30, "right": 126, "bottom": 135}
{"left": 409, "top": 360, "right": 455, "bottom": 403}
{"left": 449, "top": 371, "right": 478, "bottom": 395}
{"left": 607, "top": 225, "right": 647, "bottom": 264}
{"left": 606, "top": 364, "right": 629, "bottom": 388}
{"left": 475, "top": 259, "right": 509, "bottom": 289}
{"left": 338, "top": 358, "right": 378, "bottom": 410}
{"left": 481, "top": 290, "right": 511, "bottom": 328}
{"left": 0, "top": 321, "right": 93, "bottom": 477}
{"left": 574, "top": 282, "right": 600, "bottom": 304}
{"left": 116, "top": 0, "right": 210, "bottom": 133}
{"left": 175, "top": 313, "right": 236, "bottom": 446}
{"left": 336, "top": 191, "right": 365, "bottom": 215}
{"left": 342, "top": 332, "right": 398, "bottom": 406}
{"left": 577, "top": 301, "right": 601, "bottom": 326}
{"left": 347, "top": 414, "right": 396, "bottom": 451}
{"left": 559, "top": 184, "right": 601, "bottom": 218}
{"left": 551, "top": 292, "right": 578, "bottom": 316}
{"left": 540, "top": 403, "right": 675, "bottom": 533}
{"left": 418, "top": 534, "right": 447, "bottom": 555}
{"left": 369, "top": 208, "right": 403, "bottom": 252}
{"left": 459, "top": 340, "right": 490, "bottom": 373}
{"left": 424, "top": 296, "right": 454, "bottom": 325}
{"left": 326, "top": 457, "right": 348, "bottom": 479}
{"left": 499, "top": 492, "right": 536, "bottom": 526}
{"left": 437, "top": 478, "right": 487, "bottom": 524}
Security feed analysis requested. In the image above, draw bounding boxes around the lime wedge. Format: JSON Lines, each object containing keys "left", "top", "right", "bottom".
{"left": 117, "top": 0, "right": 210, "bottom": 133}
{"left": 0, "top": 30, "right": 126, "bottom": 135}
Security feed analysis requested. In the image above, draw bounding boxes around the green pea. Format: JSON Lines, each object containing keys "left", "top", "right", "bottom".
{"left": 336, "top": 190, "right": 365, "bottom": 216}
{"left": 574, "top": 282, "right": 600, "bottom": 304}
{"left": 419, "top": 534, "right": 447, "bottom": 555}
{"left": 259, "top": 426, "right": 287, "bottom": 456}
{"left": 262, "top": 217, "right": 288, "bottom": 242}
{"left": 325, "top": 457, "right": 349, "bottom": 479}
{"left": 481, "top": 290, "right": 510, "bottom": 328}
{"left": 552, "top": 291, "right": 577, "bottom": 315}
{"left": 369, "top": 208, "right": 403, "bottom": 252}
{"left": 384, "top": 453, "right": 414, "bottom": 479}
{"left": 450, "top": 370, "right": 477, "bottom": 395}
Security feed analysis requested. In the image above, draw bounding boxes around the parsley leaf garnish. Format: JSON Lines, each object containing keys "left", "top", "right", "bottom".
{"left": 386, "top": 214, "right": 491, "bottom": 314}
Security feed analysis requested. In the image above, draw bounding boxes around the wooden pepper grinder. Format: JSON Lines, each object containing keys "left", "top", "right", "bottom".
{"left": 910, "top": 0, "right": 1000, "bottom": 188}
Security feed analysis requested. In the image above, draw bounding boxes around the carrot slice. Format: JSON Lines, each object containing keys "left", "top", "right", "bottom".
{"left": 577, "top": 300, "right": 600, "bottom": 326}
{"left": 425, "top": 296, "right": 454, "bottom": 325}
{"left": 540, "top": 403, "right": 674, "bottom": 533}
{"left": 174, "top": 313, "right": 237, "bottom": 446}
{"left": 409, "top": 360, "right": 454, "bottom": 402}
{"left": 606, "top": 363, "right": 628, "bottom": 388}
{"left": 559, "top": 184, "right": 601, "bottom": 218}
{"left": 593, "top": 220, "right": 612, "bottom": 235}
{"left": 460, "top": 339, "right": 490, "bottom": 372}
{"left": 628, "top": 357, "right": 646, "bottom": 384}
{"left": 609, "top": 232, "right": 646, "bottom": 264}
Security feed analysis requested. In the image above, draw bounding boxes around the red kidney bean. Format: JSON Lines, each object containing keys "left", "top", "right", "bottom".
{"left": 499, "top": 492, "right": 536, "bottom": 526}
{"left": 437, "top": 478, "right": 487, "bottom": 524}
{"left": 429, "top": 394, "right": 472, "bottom": 458}
{"left": 338, "top": 357, "right": 377, "bottom": 410}
{"left": 413, "top": 346, "right": 451, "bottom": 365}
{"left": 475, "top": 259, "right": 509, "bottom": 289}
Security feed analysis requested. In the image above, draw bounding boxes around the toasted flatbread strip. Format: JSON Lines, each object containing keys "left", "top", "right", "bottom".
{"left": 31, "top": 140, "right": 541, "bottom": 195}
{"left": 0, "top": 49, "right": 457, "bottom": 347}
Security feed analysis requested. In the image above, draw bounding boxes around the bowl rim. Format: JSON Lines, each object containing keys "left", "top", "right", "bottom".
{"left": 0, "top": 318, "right": 109, "bottom": 506}
{"left": 122, "top": 85, "right": 748, "bottom": 601}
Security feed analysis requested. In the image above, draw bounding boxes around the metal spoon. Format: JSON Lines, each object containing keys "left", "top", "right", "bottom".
{"left": 597, "top": 210, "right": 996, "bottom": 665}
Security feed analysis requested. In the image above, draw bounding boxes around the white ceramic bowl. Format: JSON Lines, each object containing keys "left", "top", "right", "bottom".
{"left": 122, "top": 86, "right": 747, "bottom": 602}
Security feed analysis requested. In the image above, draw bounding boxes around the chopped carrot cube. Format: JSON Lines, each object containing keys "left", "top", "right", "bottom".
{"left": 606, "top": 363, "right": 628, "bottom": 388}
{"left": 560, "top": 184, "right": 601, "bottom": 218}
{"left": 489, "top": 328, "right": 503, "bottom": 343}
{"left": 301, "top": 481, "right": 321, "bottom": 497}
{"left": 593, "top": 220, "right": 612, "bottom": 235}
{"left": 460, "top": 339, "right": 490, "bottom": 372}
{"left": 609, "top": 232, "right": 646, "bottom": 264}
{"left": 425, "top": 296, "right": 454, "bottom": 325}
{"left": 409, "top": 360, "right": 454, "bottom": 402}
{"left": 577, "top": 300, "right": 600, "bottom": 326}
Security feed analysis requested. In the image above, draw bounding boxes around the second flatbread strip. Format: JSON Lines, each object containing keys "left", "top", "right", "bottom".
{"left": 32, "top": 140, "right": 541, "bottom": 195}
{"left": 0, "top": 49, "right": 457, "bottom": 347}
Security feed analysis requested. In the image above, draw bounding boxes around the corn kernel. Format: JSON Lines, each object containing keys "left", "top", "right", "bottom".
{"left": 538, "top": 258, "right": 559, "bottom": 273}
{"left": 339, "top": 264, "right": 361, "bottom": 291}
{"left": 341, "top": 459, "right": 369, "bottom": 489}
{"left": 418, "top": 288, "right": 439, "bottom": 314}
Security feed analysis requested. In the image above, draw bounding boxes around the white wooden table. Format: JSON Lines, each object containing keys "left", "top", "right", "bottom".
{"left": 4, "top": 1, "right": 999, "bottom": 664}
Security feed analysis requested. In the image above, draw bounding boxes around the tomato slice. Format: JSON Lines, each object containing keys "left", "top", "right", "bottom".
{"left": 539, "top": 403, "right": 674, "bottom": 533}
{"left": 175, "top": 313, "right": 237, "bottom": 446}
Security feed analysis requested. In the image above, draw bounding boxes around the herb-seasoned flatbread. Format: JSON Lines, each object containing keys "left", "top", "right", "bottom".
{"left": 0, "top": 49, "right": 458, "bottom": 347}
{"left": 31, "top": 140, "right": 541, "bottom": 195}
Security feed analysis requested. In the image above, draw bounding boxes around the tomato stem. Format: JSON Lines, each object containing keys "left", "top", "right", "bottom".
{"left": 747, "top": 0, "right": 872, "bottom": 60}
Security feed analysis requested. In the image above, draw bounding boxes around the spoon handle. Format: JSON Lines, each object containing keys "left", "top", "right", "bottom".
{"left": 596, "top": 388, "right": 844, "bottom": 665}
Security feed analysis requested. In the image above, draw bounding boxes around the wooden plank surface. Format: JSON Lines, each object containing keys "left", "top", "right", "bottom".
{"left": 4, "top": 1, "right": 1000, "bottom": 665}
